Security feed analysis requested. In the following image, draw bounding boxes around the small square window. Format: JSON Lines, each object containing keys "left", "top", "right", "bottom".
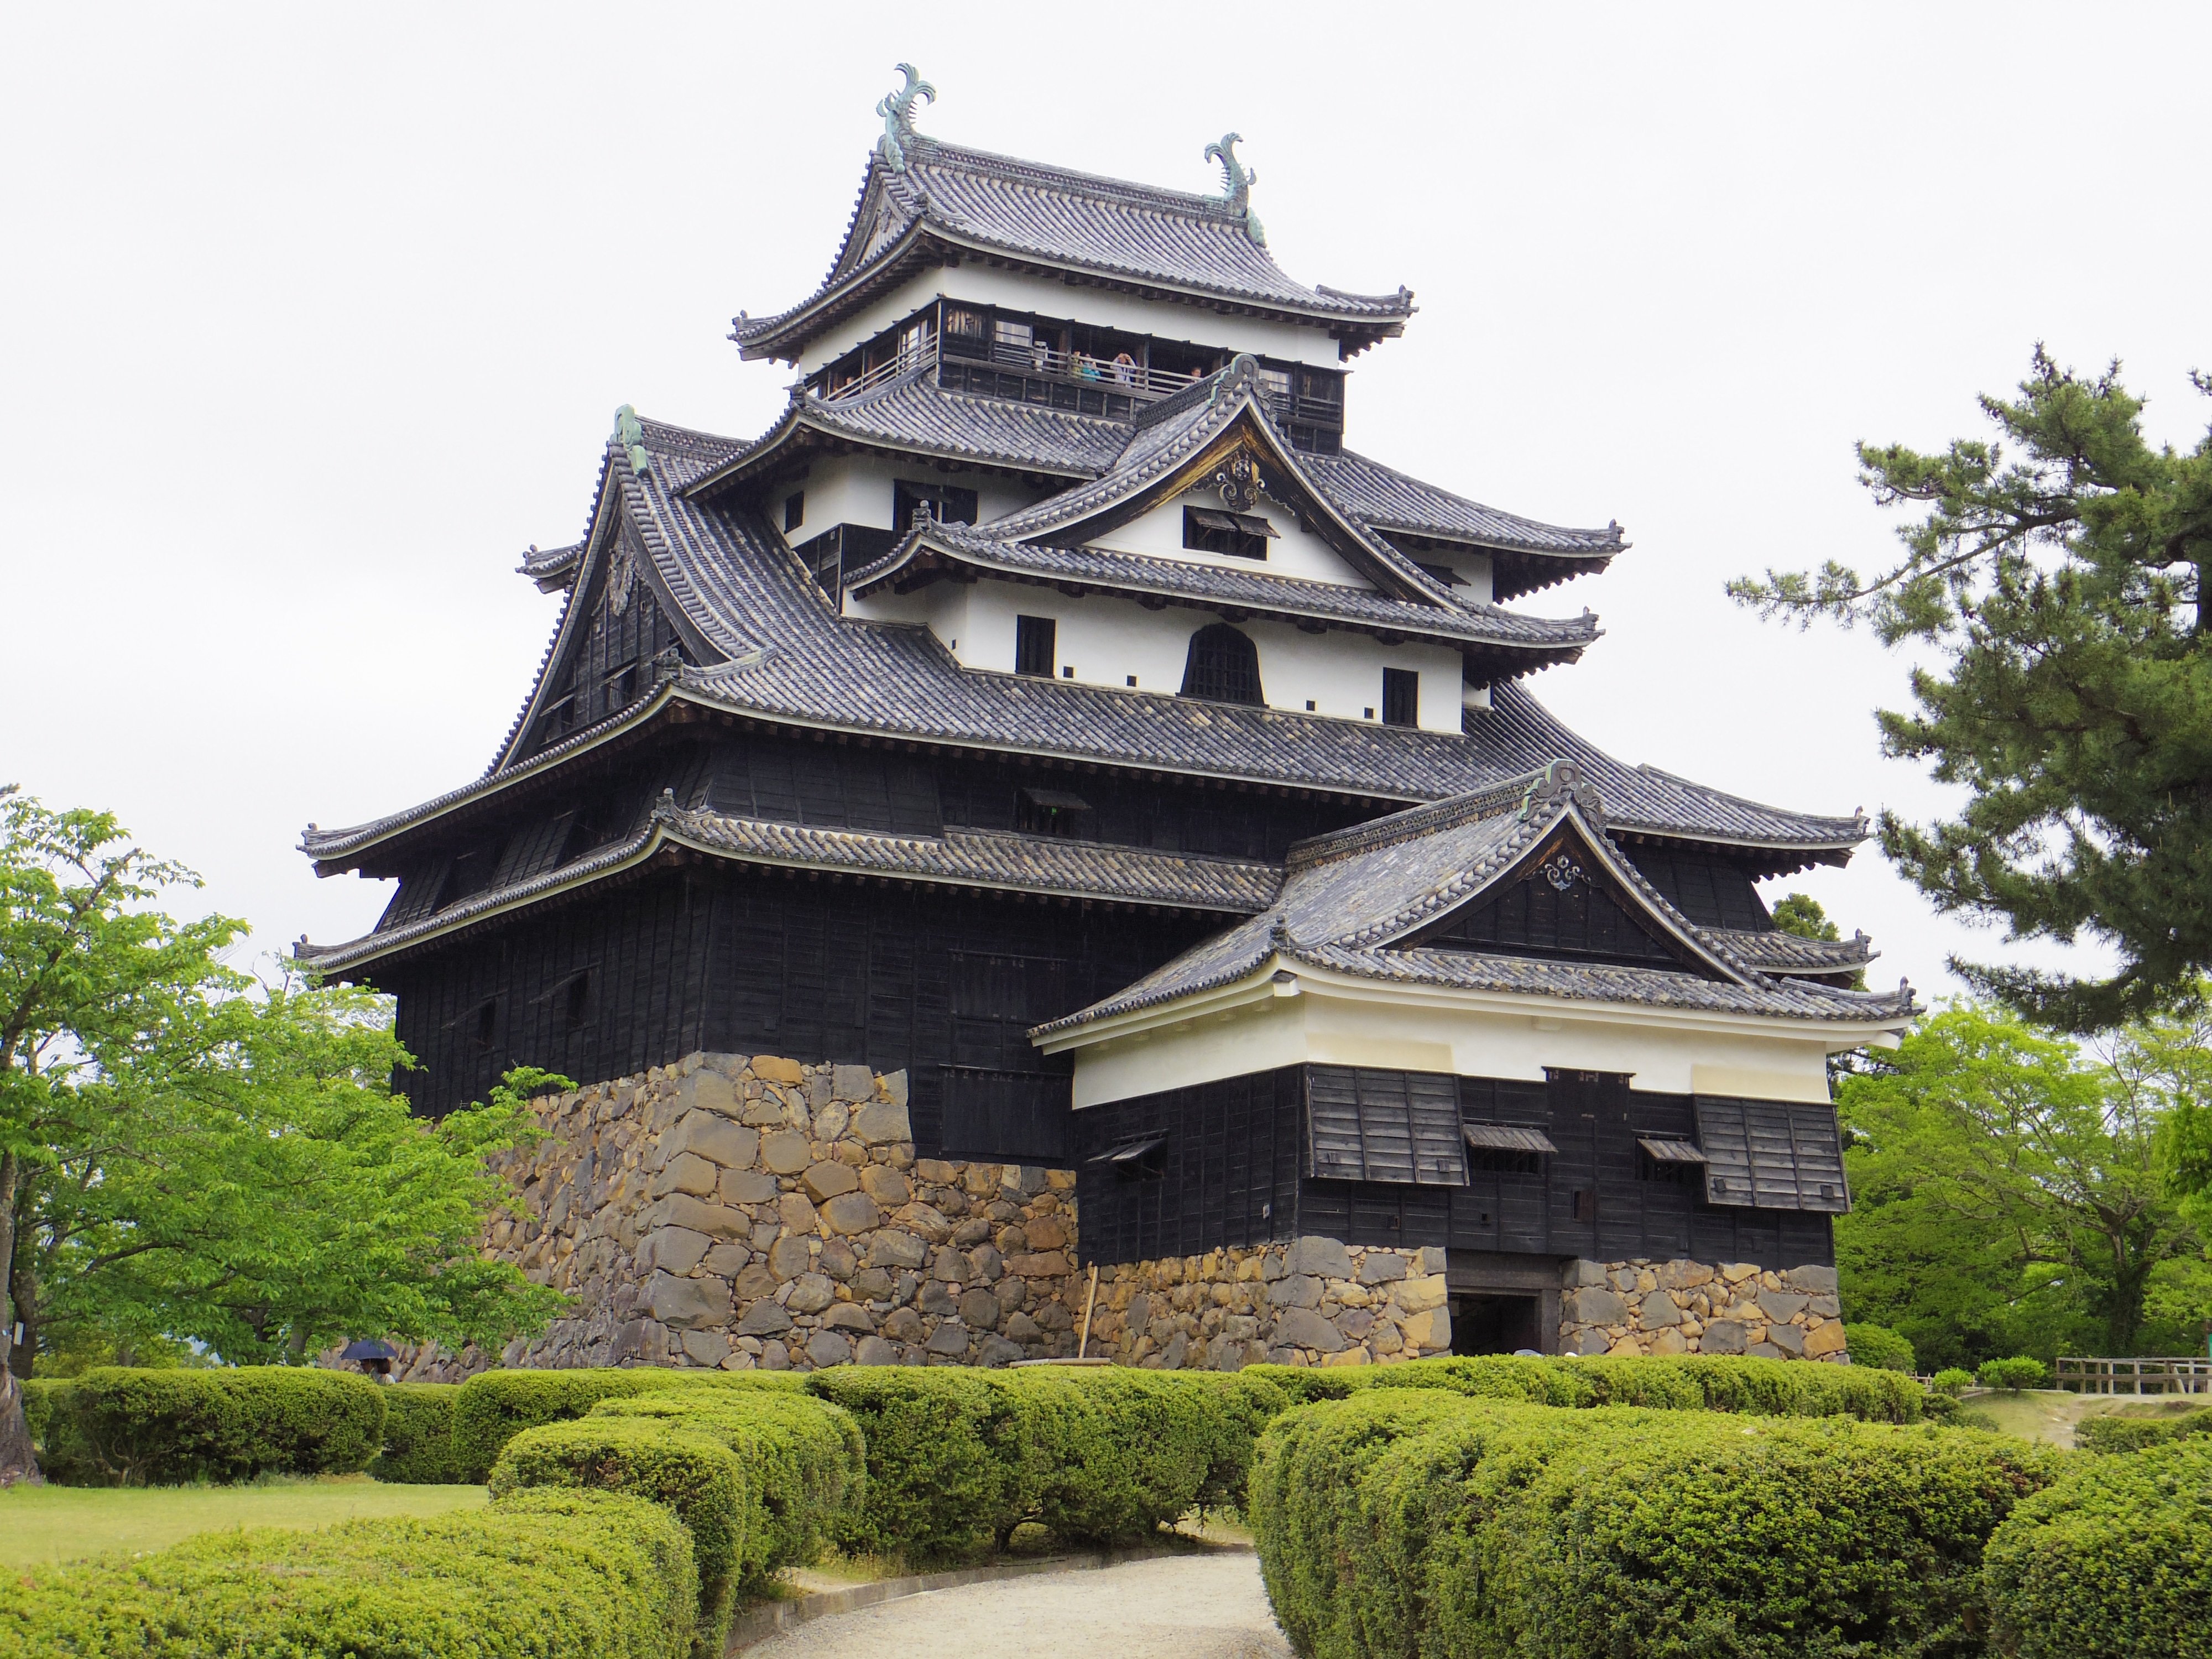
{"left": 1383, "top": 668, "right": 1418, "bottom": 728}
{"left": 1015, "top": 615, "right": 1056, "bottom": 678}
{"left": 1061, "top": 665, "right": 1074, "bottom": 679}
{"left": 1364, "top": 706, "right": 1375, "bottom": 719}
{"left": 1305, "top": 699, "right": 1316, "bottom": 711}
{"left": 783, "top": 492, "right": 805, "bottom": 533}
{"left": 1126, "top": 675, "right": 1137, "bottom": 687}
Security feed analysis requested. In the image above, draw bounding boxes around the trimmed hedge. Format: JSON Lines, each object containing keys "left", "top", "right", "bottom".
{"left": 1985, "top": 1440, "right": 2212, "bottom": 1658}
{"left": 491, "top": 1417, "right": 745, "bottom": 1652}
{"left": 1250, "top": 1389, "right": 2056, "bottom": 1659}
{"left": 0, "top": 1488, "right": 696, "bottom": 1659}
{"left": 1241, "top": 1352, "right": 1923, "bottom": 1422}
{"left": 592, "top": 1391, "right": 866, "bottom": 1582}
{"left": 803, "top": 1366, "right": 1287, "bottom": 1563}
{"left": 48, "top": 1366, "right": 387, "bottom": 1485}
{"left": 368, "top": 1382, "right": 467, "bottom": 1484}
{"left": 2074, "top": 1406, "right": 2212, "bottom": 1455}
{"left": 450, "top": 1365, "right": 805, "bottom": 1481}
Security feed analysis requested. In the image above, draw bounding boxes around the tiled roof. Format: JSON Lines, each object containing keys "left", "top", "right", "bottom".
{"left": 734, "top": 139, "right": 1414, "bottom": 362}
{"left": 1709, "top": 927, "right": 1876, "bottom": 976}
{"left": 1032, "top": 765, "right": 1914, "bottom": 1037}
{"left": 306, "top": 415, "right": 1866, "bottom": 867}
{"left": 688, "top": 379, "right": 1126, "bottom": 499}
{"left": 846, "top": 523, "right": 1600, "bottom": 659}
{"left": 1307, "top": 452, "right": 1624, "bottom": 557}
{"left": 960, "top": 357, "right": 1460, "bottom": 606}
{"left": 300, "top": 801, "right": 1279, "bottom": 972}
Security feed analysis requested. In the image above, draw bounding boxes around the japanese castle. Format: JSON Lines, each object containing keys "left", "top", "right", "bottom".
{"left": 301, "top": 72, "right": 1912, "bottom": 1365}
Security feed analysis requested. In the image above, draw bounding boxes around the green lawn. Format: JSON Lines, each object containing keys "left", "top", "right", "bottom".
{"left": 0, "top": 1476, "right": 487, "bottom": 1570}
{"left": 1965, "top": 1387, "right": 2208, "bottom": 1447}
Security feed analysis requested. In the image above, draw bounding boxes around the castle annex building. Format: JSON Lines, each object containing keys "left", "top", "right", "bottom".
{"left": 301, "top": 75, "right": 1912, "bottom": 1371}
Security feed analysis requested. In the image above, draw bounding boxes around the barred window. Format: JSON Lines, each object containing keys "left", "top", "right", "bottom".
{"left": 1179, "top": 624, "right": 1264, "bottom": 706}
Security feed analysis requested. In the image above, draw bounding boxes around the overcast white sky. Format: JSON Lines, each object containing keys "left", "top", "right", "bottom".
{"left": 4, "top": 3, "right": 2205, "bottom": 1005}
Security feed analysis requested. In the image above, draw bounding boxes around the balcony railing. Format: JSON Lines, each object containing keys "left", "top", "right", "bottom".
{"left": 814, "top": 334, "right": 1344, "bottom": 451}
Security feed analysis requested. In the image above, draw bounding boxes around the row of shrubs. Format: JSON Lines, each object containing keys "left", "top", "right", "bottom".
{"left": 1251, "top": 1389, "right": 2211, "bottom": 1659}
{"left": 2, "top": 1364, "right": 1288, "bottom": 1658}
{"left": 23, "top": 1350, "right": 1927, "bottom": 1494}
{"left": 1245, "top": 1350, "right": 1926, "bottom": 1421}
{"left": 2075, "top": 1403, "right": 2212, "bottom": 1454}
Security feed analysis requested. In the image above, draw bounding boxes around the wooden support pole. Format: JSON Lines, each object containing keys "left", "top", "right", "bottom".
{"left": 1076, "top": 1263, "right": 1100, "bottom": 1360}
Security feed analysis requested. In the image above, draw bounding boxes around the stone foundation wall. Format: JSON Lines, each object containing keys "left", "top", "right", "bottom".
{"left": 1558, "top": 1258, "right": 1845, "bottom": 1360}
{"left": 366, "top": 1055, "right": 1845, "bottom": 1383}
{"left": 1086, "top": 1237, "right": 1454, "bottom": 1370}
{"left": 392, "top": 1052, "right": 1088, "bottom": 1380}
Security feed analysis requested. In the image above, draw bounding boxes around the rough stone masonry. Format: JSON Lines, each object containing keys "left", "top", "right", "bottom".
{"left": 392, "top": 1052, "right": 1091, "bottom": 1379}
{"left": 378, "top": 1052, "right": 1840, "bottom": 1380}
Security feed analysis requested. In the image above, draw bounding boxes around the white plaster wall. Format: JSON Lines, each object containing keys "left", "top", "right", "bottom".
{"left": 783, "top": 454, "right": 1042, "bottom": 541}
{"left": 794, "top": 265, "right": 1350, "bottom": 376}
{"left": 1066, "top": 984, "right": 1845, "bottom": 1108}
{"left": 849, "top": 576, "right": 1463, "bottom": 728}
{"left": 1093, "top": 492, "right": 1366, "bottom": 588}
{"left": 1240, "top": 618, "right": 1464, "bottom": 732}
{"left": 1422, "top": 550, "right": 1494, "bottom": 606}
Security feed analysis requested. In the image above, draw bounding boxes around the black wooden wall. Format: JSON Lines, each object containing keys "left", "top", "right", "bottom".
{"left": 380, "top": 864, "right": 1219, "bottom": 1156}
{"left": 1072, "top": 1065, "right": 1835, "bottom": 1270}
{"left": 1072, "top": 1067, "right": 1306, "bottom": 1265}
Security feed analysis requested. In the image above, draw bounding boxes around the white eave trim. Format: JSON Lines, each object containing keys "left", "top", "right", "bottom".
{"left": 1034, "top": 953, "right": 1908, "bottom": 1057}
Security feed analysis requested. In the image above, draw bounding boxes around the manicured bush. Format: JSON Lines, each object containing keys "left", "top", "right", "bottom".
{"left": 1657, "top": 1353, "right": 1924, "bottom": 1422}
{"left": 1250, "top": 1389, "right": 2057, "bottom": 1659}
{"left": 592, "top": 1390, "right": 866, "bottom": 1582}
{"left": 490, "top": 1416, "right": 745, "bottom": 1655}
{"left": 2075, "top": 1405, "right": 2212, "bottom": 1455}
{"left": 449, "top": 1365, "right": 804, "bottom": 1481}
{"left": 54, "top": 1365, "right": 387, "bottom": 1485}
{"left": 1843, "top": 1321, "right": 1917, "bottom": 1373}
{"left": 802, "top": 1365, "right": 1287, "bottom": 1564}
{"left": 1932, "top": 1366, "right": 1976, "bottom": 1396}
{"left": 1493, "top": 1411, "right": 2052, "bottom": 1658}
{"left": 1241, "top": 1352, "right": 1921, "bottom": 1423}
{"left": 800, "top": 1367, "right": 1015, "bottom": 1562}
{"left": 368, "top": 1382, "right": 468, "bottom": 1484}
{"left": 1243, "top": 1353, "right": 1587, "bottom": 1408}
{"left": 0, "top": 1488, "right": 696, "bottom": 1659}
{"left": 1979, "top": 1355, "right": 2049, "bottom": 1391}
{"left": 1985, "top": 1439, "right": 2212, "bottom": 1657}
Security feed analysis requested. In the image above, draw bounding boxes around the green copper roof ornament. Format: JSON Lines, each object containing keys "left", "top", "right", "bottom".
{"left": 876, "top": 64, "right": 936, "bottom": 173}
{"left": 1205, "top": 133, "right": 1265, "bottom": 246}
{"left": 612, "top": 404, "right": 650, "bottom": 476}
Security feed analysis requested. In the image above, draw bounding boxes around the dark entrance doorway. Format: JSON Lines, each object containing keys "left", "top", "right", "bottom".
{"left": 1452, "top": 1293, "right": 1541, "bottom": 1355}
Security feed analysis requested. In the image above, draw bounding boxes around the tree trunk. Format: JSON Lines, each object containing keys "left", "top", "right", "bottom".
{"left": 0, "top": 1151, "right": 40, "bottom": 1485}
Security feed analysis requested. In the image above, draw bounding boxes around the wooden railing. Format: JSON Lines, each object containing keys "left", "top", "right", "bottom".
{"left": 2054, "top": 1355, "right": 2212, "bottom": 1395}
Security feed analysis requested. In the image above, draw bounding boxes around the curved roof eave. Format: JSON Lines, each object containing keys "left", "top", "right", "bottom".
{"left": 734, "top": 223, "right": 1413, "bottom": 366}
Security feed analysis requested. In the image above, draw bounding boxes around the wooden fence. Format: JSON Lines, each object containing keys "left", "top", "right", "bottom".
{"left": 2054, "top": 1355, "right": 2212, "bottom": 1395}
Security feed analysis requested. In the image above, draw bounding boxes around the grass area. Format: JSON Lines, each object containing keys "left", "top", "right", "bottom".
{"left": 1963, "top": 1387, "right": 2208, "bottom": 1447}
{"left": 0, "top": 1475, "right": 487, "bottom": 1571}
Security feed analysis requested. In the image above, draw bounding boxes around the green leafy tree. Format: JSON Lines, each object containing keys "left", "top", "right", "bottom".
{"left": 0, "top": 787, "right": 565, "bottom": 1484}
{"left": 1731, "top": 350, "right": 2212, "bottom": 1030}
{"left": 1837, "top": 1004, "right": 2204, "bottom": 1370}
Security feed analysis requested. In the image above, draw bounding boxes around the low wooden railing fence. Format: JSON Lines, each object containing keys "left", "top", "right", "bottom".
{"left": 2053, "top": 1355, "right": 2212, "bottom": 1395}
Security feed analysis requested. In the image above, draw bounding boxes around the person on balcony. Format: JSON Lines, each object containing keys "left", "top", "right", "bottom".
{"left": 1112, "top": 351, "right": 1137, "bottom": 385}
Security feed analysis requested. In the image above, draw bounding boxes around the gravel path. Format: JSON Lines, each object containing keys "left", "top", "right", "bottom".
{"left": 744, "top": 1551, "right": 1292, "bottom": 1658}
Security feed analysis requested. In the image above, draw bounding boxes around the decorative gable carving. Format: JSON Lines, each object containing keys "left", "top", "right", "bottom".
{"left": 1399, "top": 825, "right": 1714, "bottom": 977}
